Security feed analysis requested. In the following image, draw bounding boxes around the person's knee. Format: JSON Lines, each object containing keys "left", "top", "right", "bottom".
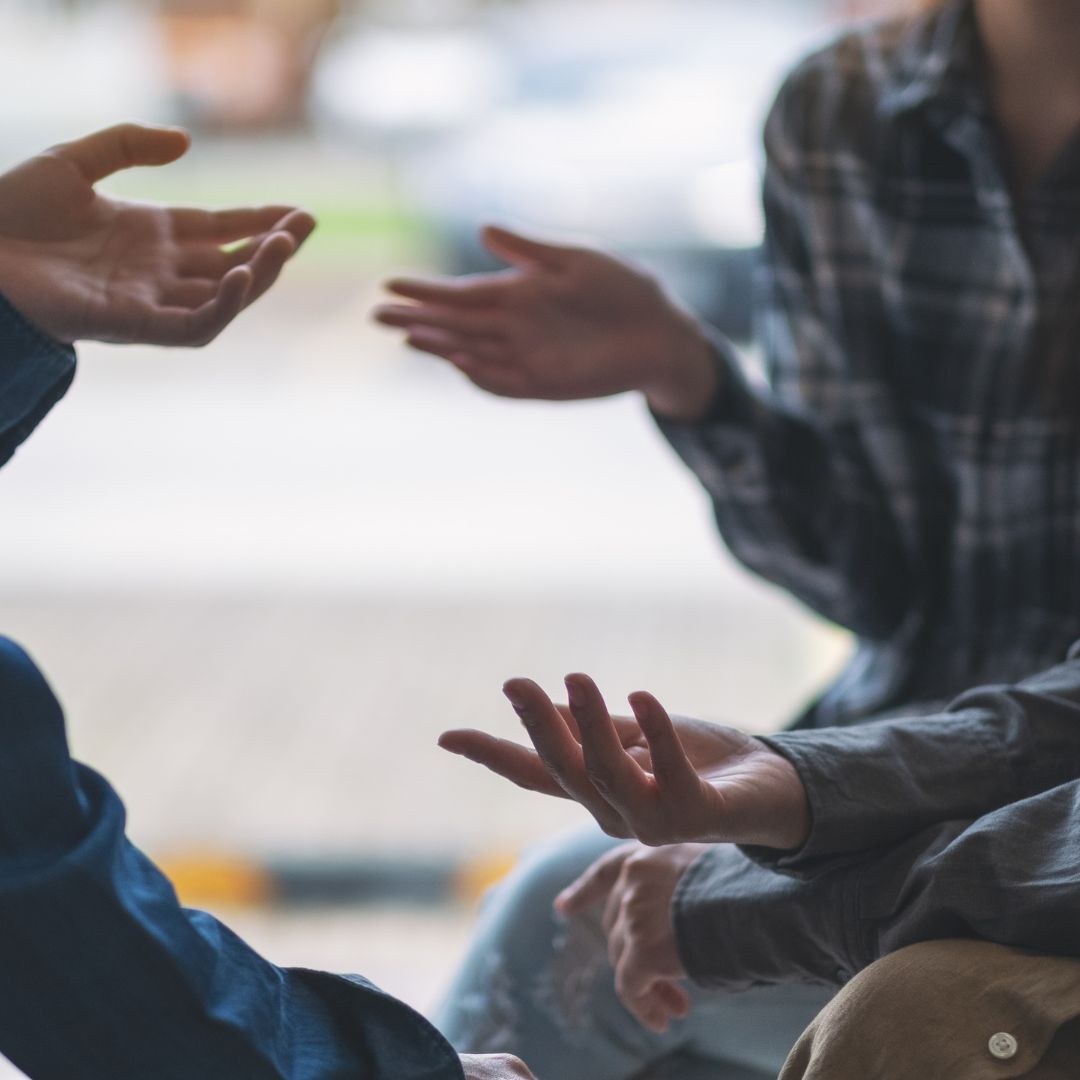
{"left": 781, "top": 940, "right": 1080, "bottom": 1080}
{"left": 482, "top": 828, "right": 620, "bottom": 938}
{"left": 780, "top": 940, "right": 1030, "bottom": 1080}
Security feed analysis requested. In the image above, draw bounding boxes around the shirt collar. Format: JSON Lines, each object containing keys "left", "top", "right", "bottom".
{"left": 878, "top": 0, "right": 985, "bottom": 121}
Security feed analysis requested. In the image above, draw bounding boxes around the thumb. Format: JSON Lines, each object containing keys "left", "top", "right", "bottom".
{"left": 53, "top": 123, "right": 191, "bottom": 184}
{"left": 481, "top": 224, "right": 570, "bottom": 270}
{"left": 555, "top": 845, "right": 631, "bottom": 917}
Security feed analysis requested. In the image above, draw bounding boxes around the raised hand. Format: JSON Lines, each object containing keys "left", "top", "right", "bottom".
{"left": 556, "top": 841, "right": 707, "bottom": 1033}
{"left": 0, "top": 124, "right": 315, "bottom": 347}
{"left": 440, "top": 673, "right": 809, "bottom": 851}
{"left": 374, "top": 225, "right": 718, "bottom": 421}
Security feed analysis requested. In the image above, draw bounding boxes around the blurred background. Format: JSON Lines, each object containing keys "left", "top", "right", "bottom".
{"left": 0, "top": 0, "right": 903, "bottom": 1070}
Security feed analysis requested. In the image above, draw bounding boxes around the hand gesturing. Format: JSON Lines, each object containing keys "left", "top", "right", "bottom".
{"left": 0, "top": 124, "right": 315, "bottom": 347}
{"left": 374, "top": 225, "right": 717, "bottom": 420}
{"left": 440, "top": 673, "right": 809, "bottom": 851}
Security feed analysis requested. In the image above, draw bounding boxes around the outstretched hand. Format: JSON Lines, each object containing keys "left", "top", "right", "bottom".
{"left": 0, "top": 124, "right": 315, "bottom": 346}
{"left": 440, "top": 673, "right": 809, "bottom": 851}
{"left": 374, "top": 225, "right": 718, "bottom": 421}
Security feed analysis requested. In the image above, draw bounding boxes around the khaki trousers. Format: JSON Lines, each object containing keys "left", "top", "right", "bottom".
{"left": 780, "top": 940, "right": 1080, "bottom": 1080}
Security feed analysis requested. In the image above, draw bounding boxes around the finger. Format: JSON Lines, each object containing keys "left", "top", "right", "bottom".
{"left": 158, "top": 278, "right": 218, "bottom": 309}
{"left": 601, "top": 874, "right": 627, "bottom": 938}
{"left": 616, "top": 958, "right": 677, "bottom": 1032}
{"left": 178, "top": 235, "right": 270, "bottom": 279}
{"left": 554, "top": 845, "right": 633, "bottom": 916}
{"left": 383, "top": 273, "right": 508, "bottom": 309}
{"left": 627, "top": 692, "right": 699, "bottom": 793}
{"left": 143, "top": 264, "right": 253, "bottom": 347}
{"left": 503, "top": 678, "right": 630, "bottom": 834}
{"left": 565, "top": 674, "right": 653, "bottom": 818}
{"left": 53, "top": 123, "right": 191, "bottom": 183}
{"left": 438, "top": 729, "right": 569, "bottom": 799}
{"left": 404, "top": 328, "right": 507, "bottom": 369}
{"left": 374, "top": 302, "right": 506, "bottom": 339}
{"left": 481, "top": 225, "right": 573, "bottom": 271}
{"left": 271, "top": 208, "right": 317, "bottom": 249}
{"left": 653, "top": 979, "right": 691, "bottom": 1020}
{"left": 173, "top": 205, "right": 306, "bottom": 243}
{"left": 239, "top": 230, "right": 298, "bottom": 307}
{"left": 629, "top": 980, "right": 689, "bottom": 1034}
{"left": 451, "top": 356, "right": 538, "bottom": 400}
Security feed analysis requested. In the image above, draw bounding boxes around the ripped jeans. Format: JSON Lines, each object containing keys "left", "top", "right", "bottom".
{"left": 436, "top": 827, "right": 833, "bottom": 1080}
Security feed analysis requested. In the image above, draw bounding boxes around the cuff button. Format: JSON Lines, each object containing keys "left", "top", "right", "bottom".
{"left": 988, "top": 1032, "right": 1018, "bottom": 1061}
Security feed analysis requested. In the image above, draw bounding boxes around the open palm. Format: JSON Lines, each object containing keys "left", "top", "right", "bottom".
{"left": 440, "top": 673, "right": 809, "bottom": 851}
{"left": 0, "top": 124, "right": 314, "bottom": 346}
{"left": 375, "top": 226, "right": 716, "bottom": 417}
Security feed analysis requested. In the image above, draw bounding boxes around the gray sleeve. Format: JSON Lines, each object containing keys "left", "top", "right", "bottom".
{"left": 675, "top": 781, "right": 1080, "bottom": 992}
{"left": 743, "top": 656, "right": 1080, "bottom": 869}
{"left": 0, "top": 292, "right": 76, "bottom": 466}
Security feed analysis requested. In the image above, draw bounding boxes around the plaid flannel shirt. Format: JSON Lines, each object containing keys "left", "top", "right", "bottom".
{"left": 660, "top": 0, "right": 1080, "bottom": 729}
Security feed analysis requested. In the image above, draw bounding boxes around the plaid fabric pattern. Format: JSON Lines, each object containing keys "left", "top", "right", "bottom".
{"left": 661, "top": 0, "right": 1080, "bottom": 728}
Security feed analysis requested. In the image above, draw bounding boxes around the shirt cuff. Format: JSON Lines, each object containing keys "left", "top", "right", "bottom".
{"left": 673, "top": 843, "right": 858, "bottom": 990}
{"left": 0, "top": 291, "right": 77, "bottom": 467}
{"left": 741, "top": 715, "right": 1014, "bottom": 872}
{"left": 651, "top": 327, "right": 767, "bottom": 458}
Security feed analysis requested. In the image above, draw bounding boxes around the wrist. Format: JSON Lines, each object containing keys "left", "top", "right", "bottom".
{"left": 752, "top": 741, "right": 812, "bottom": 852}
{"left": 640, "top": 307, "right": 720, "bottom": 423}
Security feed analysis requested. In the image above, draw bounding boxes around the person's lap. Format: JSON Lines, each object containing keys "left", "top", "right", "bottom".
{"left": 436, "top": 826, "right": 832, "bottom": 1080}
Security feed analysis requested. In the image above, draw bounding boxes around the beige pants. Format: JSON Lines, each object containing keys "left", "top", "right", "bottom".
{"left": 780, "top": 940, "right": 1080, "bottom": 1080}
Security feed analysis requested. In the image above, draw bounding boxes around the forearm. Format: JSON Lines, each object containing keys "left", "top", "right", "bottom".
{"left": 676, "top": 781, "right": 1080, "bottom": 991}
{"left": 748, "top": 655, "right": 1080, "bottom": 868}
{"left": 0, "top": 292, "right": 76, "bottom": 467}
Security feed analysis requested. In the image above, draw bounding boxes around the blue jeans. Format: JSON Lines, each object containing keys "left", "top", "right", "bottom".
{"left": 437, "top": 828, "right": 833, "bottom": 1080}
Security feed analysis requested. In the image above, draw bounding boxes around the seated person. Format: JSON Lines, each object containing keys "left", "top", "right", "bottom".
{"left": 0, "top": 122, "right": 533, "bottom": 1080}
{"left": 443, "top": 663, "right": 1080, "bottom": 1077}
{"left": 376, "top": 0, "right": 1080, "bottom": 1070}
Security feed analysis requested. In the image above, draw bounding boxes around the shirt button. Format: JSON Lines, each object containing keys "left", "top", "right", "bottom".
{"left": 988, "top": 1032, "right": 1018, "bottom": 1060}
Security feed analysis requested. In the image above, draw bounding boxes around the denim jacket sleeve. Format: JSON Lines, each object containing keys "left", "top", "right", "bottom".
{"left": 0, "top": 636, "right": 464, "bottom": 1080}
{"left": 673, "top": 781, "right": 1080, "bottom": 993}
{"left": 0, "top": 292, "right": 76, "bottom": 465}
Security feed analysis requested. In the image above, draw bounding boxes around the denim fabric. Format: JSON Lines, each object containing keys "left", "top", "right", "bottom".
{"left": 0, "top": 293, "right": 76, "bottom": 467}
{"left": 436, "top": 827, "right": 832, "bottom": 1080}
{"left": 0, "top": 637, "right": 464, "bottom": 1080}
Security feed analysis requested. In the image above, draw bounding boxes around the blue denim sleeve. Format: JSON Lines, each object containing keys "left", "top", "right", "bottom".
{"left": 0, "top": 293, "right": 76, "bottom": 466}
{"left": 0, "top": 637, "right": 464, "bottom": 1080}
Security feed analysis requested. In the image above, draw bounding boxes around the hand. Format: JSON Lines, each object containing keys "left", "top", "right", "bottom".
{"left": 557, "top": 841, "right": 706, "bottom": 1033}
{"left": 0, "top": 124, "right": 316, "bottom": 346}
{"left": 460, "top": 1053, "right": 538, "bottom": 1080}
{"left": 439, "top": 673, "right": 809, "bottom": 850}
{"left": 374, "top": 225, "right": 718, "bottom": 420}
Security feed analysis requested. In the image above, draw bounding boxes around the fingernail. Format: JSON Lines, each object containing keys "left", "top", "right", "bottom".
{"left": 565, "top": 676, "right": 586, "bottom": 708}
{"left": 503, "top": 682, "right": 527, "bottom": 712}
